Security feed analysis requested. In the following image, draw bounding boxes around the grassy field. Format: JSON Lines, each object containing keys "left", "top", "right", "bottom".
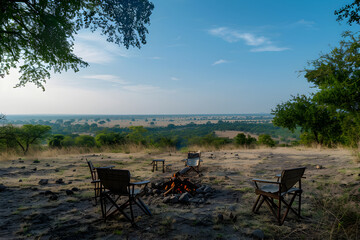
{"left": 0, "top": 147, "right": 359, "bottom": 239}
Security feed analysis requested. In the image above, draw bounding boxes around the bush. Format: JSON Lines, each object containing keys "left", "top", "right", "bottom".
{"left": 258, "top": 134, "right": 276, "bottom": 147}
{"left": 75, "top": 135, "right": 96, "bottom": 147}
{"left": 48, "top": 134, "right": 65, "bottom": 148}
{"left": 95, "top": 132, "right": 126, "bottom": 146}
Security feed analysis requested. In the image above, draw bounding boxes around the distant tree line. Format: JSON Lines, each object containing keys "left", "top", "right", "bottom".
{"left": 0, "top": 122, "right": 280, "bottom": 154}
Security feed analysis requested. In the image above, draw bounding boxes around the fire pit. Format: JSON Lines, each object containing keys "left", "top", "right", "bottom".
{"left": 146, "top": 168, "right": 215, "bottom": 204}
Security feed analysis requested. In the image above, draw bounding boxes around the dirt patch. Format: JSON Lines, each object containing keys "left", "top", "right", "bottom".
{"left": 0, "top": 148, "right": 359, "bottom": 239}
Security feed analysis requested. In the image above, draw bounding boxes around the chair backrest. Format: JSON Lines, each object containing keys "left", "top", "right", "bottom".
{"left": 280, "top": 167, "right": 306, "bottom": 192}
{"left": 188, "top": 151, "right": 200, "bottom": 159}
{"left": 97, "top": 168, "right": 130, "bottom": 195}
{"left": 86, "top": 160, "right": 97, "bottom": 181}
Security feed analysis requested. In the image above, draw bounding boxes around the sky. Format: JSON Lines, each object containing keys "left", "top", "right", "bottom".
{"left": 0, "top": 0, "right": 357, "bottom": 115}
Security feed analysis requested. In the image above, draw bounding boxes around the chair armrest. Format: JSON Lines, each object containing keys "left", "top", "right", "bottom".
{"left": 130, "top": 181, "right": 150, "bottom": 185}
{"left": 252, "top": 178, "right": 280, "bottom": 184}
{"left": 95, "top": 165, "right": 115, "bottom": 170}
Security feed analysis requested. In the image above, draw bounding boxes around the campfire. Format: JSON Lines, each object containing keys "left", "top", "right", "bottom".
{"left": 163, "top": 173, "right": 198, "bottom": 196}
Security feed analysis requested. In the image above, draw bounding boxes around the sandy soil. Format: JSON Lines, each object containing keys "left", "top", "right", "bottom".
{"left": 0, "top": 147, "right": 359, "bottom": 239}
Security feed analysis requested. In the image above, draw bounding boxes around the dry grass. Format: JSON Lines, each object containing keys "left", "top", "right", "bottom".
{"left": 0, "top": 147, "right": 359, "bottom": 239}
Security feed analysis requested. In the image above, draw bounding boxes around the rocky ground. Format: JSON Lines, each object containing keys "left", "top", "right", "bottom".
{"left": 0, "top": 147, "right": 359, "bottom": 239}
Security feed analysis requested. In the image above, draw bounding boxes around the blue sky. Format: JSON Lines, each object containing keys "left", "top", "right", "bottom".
{"left": 0, "top": 0, "right": 356, "bottom": 114}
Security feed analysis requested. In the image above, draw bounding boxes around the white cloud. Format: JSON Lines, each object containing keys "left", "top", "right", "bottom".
{"left": 171, "top": 77, "right": 180, "bottom": 81}
{"left": 208, "top": 27, "right": 289, "bottom": 52}
{"left": 73, "top": 32, "right": 131, "bottom": 64}
{"left": 251, "top": 46, "right": 290, "bottom": 52}
{"left": 208, "top": 27, "right": 268, "bottom": 46}
{"left": 122, "top": 84, "right": 161, "bottom": 93}
{"left": 296, "top": 19, "right": 315, "bottom": 28}
{"left": 212, "top": 59, "right": 228, "bottom": 66}
{"left": 82, "top": 75, "right": 129, "bottom": 84}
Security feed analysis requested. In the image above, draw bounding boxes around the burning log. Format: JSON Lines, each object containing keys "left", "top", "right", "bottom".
{"left": 163, "top": 171, "right": 198, "bottom": 196}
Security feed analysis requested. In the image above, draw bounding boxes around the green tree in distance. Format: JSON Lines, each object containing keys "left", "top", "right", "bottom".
{"left": 8, "top": 124, "right": 51, "bottom": 154}
{"left": 0, "top": 0, "right": 154, "bottom": 90}
{"left": 258, "top": 134, "right": 276, "bottom": 147}
{"left": 272, "top": 95, "right": 342, "bottom": 145}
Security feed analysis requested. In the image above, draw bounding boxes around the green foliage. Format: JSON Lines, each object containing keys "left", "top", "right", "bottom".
{"left": 61, "top": 135, "right": 76, "bottom": 147}
{"left": 272, "top": 95, "right": 342, "bottom": 145}
{"left": 48, "top": 134, "right": 65, "bottom": 148}
{"left": 0, "top": 0, "right": 154, "bottom": 90}
{"left": 0, "top": 124, "right": 51, "bottom": 154}
{"left": 75, "top": 135, "right": 96, "bottom": 147}
{"left": 258, "top": 134, "right": 276, "bottom": 147}
{"left": 234, "top": 133, "right": 257, "bottom": 147}
{"left": 335, "top": 1, "right": 360, "bottom": 25}
{"left": 95, "top": 132, "right": 126, "bottom": 146}
{"left": 127, "top": 126, "right": 147, "bottom": 145}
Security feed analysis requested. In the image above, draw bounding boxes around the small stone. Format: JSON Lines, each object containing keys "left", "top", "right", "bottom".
{"left": 0, "top": 184, "right": 6, "bottom": 192}
{"left": 179, "top": 193, "right": 190, "bottom": 203}
{"left": 49, "top": 194, "right": 58, "bottom": 201}
{"left": 32, "top": 167, "right": 37, "bottom": 171}
{"left": 66, "top": 190, "right": 74, "bottom": 195}
{"left": 217, "top": 214, "right": 224, "bottom": 222}
{"left": 252, "top": 229, "right": 265, "bottom": 240}
{"left": 21, "top": 166, "right": 25, "bottom": 169}
{"left": 38, "top": 179, "right": 48, "bottom": 185}
{"left": 204, "top": 186, "right": 212, "bottom": 193}
{"left": 19, "top": 179, "right": 22, "bottom": 182}
{"left": 55, "top": 179, "right": 64, "bottom": 184}
{"left": 316, "top": 165, "right": 323, "bottom": 169}
{"left": 73, "top": 169, "right": 76, "bottom": 172}
{"left": 33, "top": 160, "right": 40, "bottom": 163}
{"left": 55, "top": 169, "right": 59, "bottom": 172}
{"left": 163, "top": 196, "right": 171, "bottom": 203}
{"left": 44, "top": 190, "right": 53, "bottom": 195}
{"left": 170, "top": 195, "right": 179, "bottom": 203}
{"left": 71, "top": 187, "right": 79, "bottom": 192}
{"left": 45, "top": 163, "right": 50, "bottom": 167}
{"left": 19, "top": 160, "right": 24, "bottom": 163}
{"left": 68, "top": 181, "right": 72, "bottom": 184}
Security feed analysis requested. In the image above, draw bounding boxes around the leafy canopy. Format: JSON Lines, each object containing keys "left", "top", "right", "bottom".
{"left": 0, "top": 0, "right": 154, "bottom": 90}
{"left": 335, "top": 0, "right": 360, "bottom": 25}
{"left": 304, "top": 32, "right": 360, "bottom": 115}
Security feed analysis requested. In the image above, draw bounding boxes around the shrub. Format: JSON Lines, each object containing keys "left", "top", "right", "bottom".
{"left": 75, "top": 135, "right": 96, "bottom": 147}
{"left": 258, "top": 134, "right": 276, "bottom": 147}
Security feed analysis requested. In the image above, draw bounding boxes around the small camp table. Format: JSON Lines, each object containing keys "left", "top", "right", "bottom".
{"left": 151, "top": 159, "right": 165, "bottom": 173}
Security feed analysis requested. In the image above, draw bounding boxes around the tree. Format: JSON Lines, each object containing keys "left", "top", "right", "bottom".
{"left": 335, "top": 0, "right": 360, "bottom": 25}
{"left": 0, "top": 0, "right": 154, "bottom": 90}
{"left": 75, "top": 135, "right": 96, "bottom": 147}
{"left": 304, "top": 32, "right": 360, "bottom": 115}
{"left": 9, "top": 124, "right": 51, "bottom": 154}
{"left": 48, "top": 134, "right": 65, "bottom": 148}
{"left": 258, "top": 134, "right": 276, "bottom": 147}
{"left": 127, "top": 126, "right": 147, "bottom": 145}
{"left": 272, "top": 95, "right": 342, "bottom": 145}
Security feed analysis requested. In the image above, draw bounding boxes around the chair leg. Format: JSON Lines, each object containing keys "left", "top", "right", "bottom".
{"left": 278, "top": 196, "right": 281, "bottom": 225}
{"left": 255, "top": 195, "right": 266, "bottom": 212}
{"left": 252, "top": 195, "right": 261, "bottom": 212}
{"left": 263, "top": 196, "right": 278, "bottom": 221}
{"left": 280, "top": 193, "right": 298, "bottom": 225}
